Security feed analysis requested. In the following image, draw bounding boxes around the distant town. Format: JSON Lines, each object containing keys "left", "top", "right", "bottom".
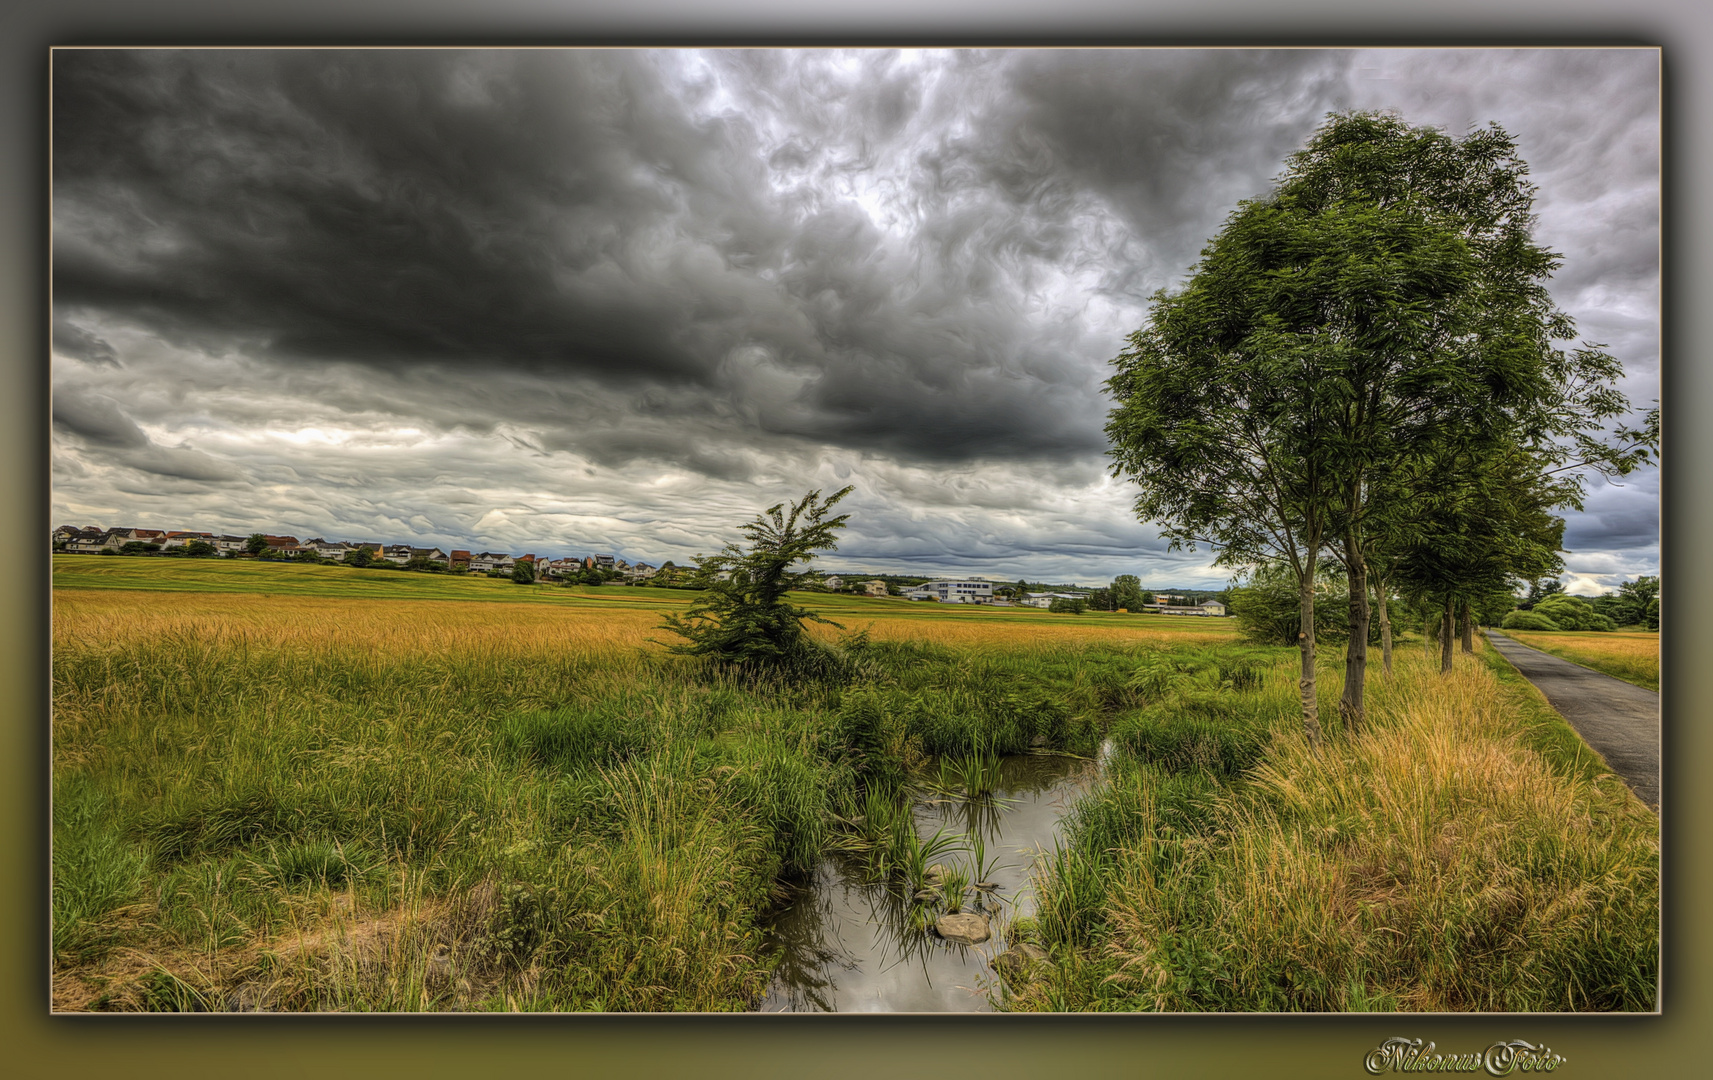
{"left": 51, "top": 523, "right": 1233, "bottom": 614}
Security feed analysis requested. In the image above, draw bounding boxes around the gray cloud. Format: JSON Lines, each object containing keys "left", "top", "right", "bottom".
{"left": 50, "top": 49, "right": 1661, "bottom": 588}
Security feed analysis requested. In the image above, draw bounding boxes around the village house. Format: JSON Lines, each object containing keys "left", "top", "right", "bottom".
{"left": 448, "top": 550, "right": 472, "bottom": 572}
{"left": 303, "top": 538, "right": 353, "bottom": 559}
{"left": 158, "top": 530, "right": 216, "bottom": 550}
{"left": 862, "top": 580, "right": 890, "bottom": 597}
{"left": 822, "top": 575, "right": 844, "bottom": 591}
{"left": 622, "top": 562, "right": 657, "bottom": 580}
{"left": 64, "top": 528, "right": 118, "bottom": 553}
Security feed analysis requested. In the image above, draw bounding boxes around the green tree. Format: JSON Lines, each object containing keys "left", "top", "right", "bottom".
{"left": 1520, "top": 576, "right": 1566, "bottom": 610}
{"left": 1613, "top": 575, "right": 1659, "bottom": 627}
{"left": 659, "top": 488, "right": 853, "bottom": 668}
{"left": 185, "top": 539, "right": 217, "bottom": 558}
{"left": 343, "top": 546, "right": 373, "bottom": 568}
{"left": 1111, "top": 574, "right": 1145, "bottom": 611}
{"left": 1108, "top": 112, "right": 1651, "bottom": 734}
{"left": 511, "top": 559, "right": 536, "bottom": 585}
{"left": 245, "top": 533, "right": 269, "bottom": 556}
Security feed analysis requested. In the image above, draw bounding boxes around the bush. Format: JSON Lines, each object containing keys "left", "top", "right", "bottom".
{"left": 1532, "top": 594, "right": 1608, "bottom": 632}
{"left": 1502, "top": 610, "right": 1560, "bottom": 631}
{"left": 1047, "top": 597, "right": 1087, "bottom": 614}
{"left": 1227, "top": 564, "right": 1355, "bottom": 645}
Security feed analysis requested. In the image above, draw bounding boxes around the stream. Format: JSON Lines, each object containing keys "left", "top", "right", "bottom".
{"left": 758, "top": 750, "right": 1101, "bottom": 1012}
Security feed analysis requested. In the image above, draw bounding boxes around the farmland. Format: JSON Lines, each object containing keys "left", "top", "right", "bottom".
{"left": 51, "top": 556, "right": 1657, "bottom": 1012}
{"left": 1496, "top": 628, "right": 1661, "bottom": 692}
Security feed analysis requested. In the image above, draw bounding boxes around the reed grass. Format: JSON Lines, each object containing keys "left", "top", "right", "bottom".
{"left": 55, "top": 568, "right": 1654, "bottom": 1012}
{"left": 1009, "top": 638, "right": 1658, "bottom": 1012}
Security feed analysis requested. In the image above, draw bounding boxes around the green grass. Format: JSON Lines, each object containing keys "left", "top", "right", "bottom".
{"left": 1006, "top": 638, "right": 1659, "bottom": 1013}
{"left": 51, "top": 566, "right": 1167, "bottom": 1012}
{"left": 53, "top": 559, "right": 1654, "bottom": 1013}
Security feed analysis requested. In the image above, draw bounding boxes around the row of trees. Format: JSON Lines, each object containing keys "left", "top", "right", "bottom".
{"left": 1105, "top": 112, "right": 1657, "bottom": 744}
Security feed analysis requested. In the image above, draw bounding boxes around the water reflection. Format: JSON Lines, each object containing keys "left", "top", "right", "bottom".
{"left": 759, "top": 752, "right": 1097, "bottom": 1012}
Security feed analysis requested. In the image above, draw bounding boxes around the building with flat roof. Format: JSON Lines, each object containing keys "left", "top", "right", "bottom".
{"left": 902, "top": 579, "right": 994, "bottom": 604}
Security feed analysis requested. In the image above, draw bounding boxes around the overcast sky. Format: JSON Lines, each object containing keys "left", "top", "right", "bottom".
{"left": 49, "top": 48, "right": 1659, "bottom": 591}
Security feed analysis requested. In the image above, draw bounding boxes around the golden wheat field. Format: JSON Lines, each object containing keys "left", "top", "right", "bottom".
{"left": 54, "top": 586, "right": 1243, "bottom": 659}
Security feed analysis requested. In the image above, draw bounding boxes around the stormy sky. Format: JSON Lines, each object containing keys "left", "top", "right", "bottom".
{"left": 50, "top": 48, "right": 1660, "bottom": 592}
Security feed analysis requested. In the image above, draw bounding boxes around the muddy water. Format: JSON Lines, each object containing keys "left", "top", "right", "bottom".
{"left": 758, "top": 752, "right": 1099, "bottom": 1012}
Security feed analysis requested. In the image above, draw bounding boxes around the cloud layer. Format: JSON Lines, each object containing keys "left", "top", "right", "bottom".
{"left": 51, "top": 48, "right": 1660, "bottom": 590}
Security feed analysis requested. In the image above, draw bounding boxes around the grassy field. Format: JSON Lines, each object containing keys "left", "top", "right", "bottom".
{"left": 51, "top": 556, "right": 1657, "bottom": 1012}
{"left": 1005, "top": 633, "right": 1658, "bottom": 1012}
{"left": 1497, "top": 628, "right": 1660, "bottom": 692}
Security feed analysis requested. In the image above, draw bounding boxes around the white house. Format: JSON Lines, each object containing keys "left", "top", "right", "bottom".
{"left": 822, "top": 575, "right": 844, "bottom": 591}
{"left": 468, "top": 552, "right": 514, "bottom": 574}
{"left": 903, "top": 579, "right": 994, "bottom": 604}
{"left": 1021, "top": 591, "right": 1090, "bottom": 609}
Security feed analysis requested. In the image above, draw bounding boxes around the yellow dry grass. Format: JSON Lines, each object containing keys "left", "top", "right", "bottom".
{"left": 54, "top": 589, "right": 661, "bottom": 660}
{"left": 1091, "top": 648, "right": 1658, "bottom": 1011}
{"left": 56, "top": 587, "right": 1241, "bottom": 660}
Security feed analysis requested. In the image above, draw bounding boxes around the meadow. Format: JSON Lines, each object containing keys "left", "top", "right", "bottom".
{"left": 1497, "top": 628, "right": 1660, "bottom": 692}
{"left": 50, "top": 555, "right": 1658, "bottom": 1012}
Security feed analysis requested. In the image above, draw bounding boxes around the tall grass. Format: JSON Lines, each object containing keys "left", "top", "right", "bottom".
{"left": 53, "top": 586, "right": 1148, "bottom": 1011}
{"left": 56, "top": 580, "right": 1653, "bottom": 1012}
{"left": 1009, "top": 642, "right": 1659, "bottom": 1012}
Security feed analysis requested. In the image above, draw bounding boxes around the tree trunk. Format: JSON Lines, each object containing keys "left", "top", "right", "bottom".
{"left": 1440, "top": 599, "right": 1454, "bottom": 674}
{"left": 1373, "top": 575, "right": 1393, "bottom": 676}
{"left": 1339, "top": 538, "right": 1369, "bottom": 732}
{"left": 1298, "top": 551, "right": 1324, "bottom": 749}
{"left": 1460, "top": 599, "right": 1475, "bottom": 654}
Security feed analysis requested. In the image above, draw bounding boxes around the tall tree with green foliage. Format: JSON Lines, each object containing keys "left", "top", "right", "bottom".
{"left": 1111, "top": 574, "right": 1145, "bottom": 612}
{"left": 1108, "top": 111, "right": 1653, "bottom": 735}
{"left": 660, "top": 488, "right": 853, "bottom": 669}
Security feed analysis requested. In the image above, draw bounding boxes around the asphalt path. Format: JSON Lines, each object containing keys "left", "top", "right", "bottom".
{"left": 1483, "top": 629, "right": 1659, "bottom": 812}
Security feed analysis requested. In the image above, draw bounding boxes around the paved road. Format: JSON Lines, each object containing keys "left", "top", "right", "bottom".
{"left": 1483, "top": 630, "right": 1659, "bottom": 812}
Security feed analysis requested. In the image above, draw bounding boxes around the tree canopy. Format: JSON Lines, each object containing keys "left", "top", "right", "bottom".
{"left": 1106, "top": 111, "right": 1651, "bottom": 739}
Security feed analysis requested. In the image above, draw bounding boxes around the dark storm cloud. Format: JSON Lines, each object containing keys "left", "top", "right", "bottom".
{"left": 49, "top": 48, "right": 1660, "bottom": 585}
{"left": 50, "top": 49, "right": 1361, "bottom": 471}
{"left": 51, "top": 319, "right": 119, "bottom": 367}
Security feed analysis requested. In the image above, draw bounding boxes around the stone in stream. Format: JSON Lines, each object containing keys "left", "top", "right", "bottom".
{"left": 973, "top": 881, "right": 1000, "bottom": 891}
{"left": 913, "top": 888, "right": 942, "bottom": 902}
{"left": 934, "top": 912, "right": 990, "bottom": 945}
{"left": 993, "top": 942, "right": 1049, "bottom": 980}
{"left": 923, "top": 864, "right": 951, "bottom": 886}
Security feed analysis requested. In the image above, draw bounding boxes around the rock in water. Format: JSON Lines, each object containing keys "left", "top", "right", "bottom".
{"left": 923, "top": 864, "right": 950, "bottom": 886}
{"left": 934, "top": 912, "right": 990, "bottom": 945}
